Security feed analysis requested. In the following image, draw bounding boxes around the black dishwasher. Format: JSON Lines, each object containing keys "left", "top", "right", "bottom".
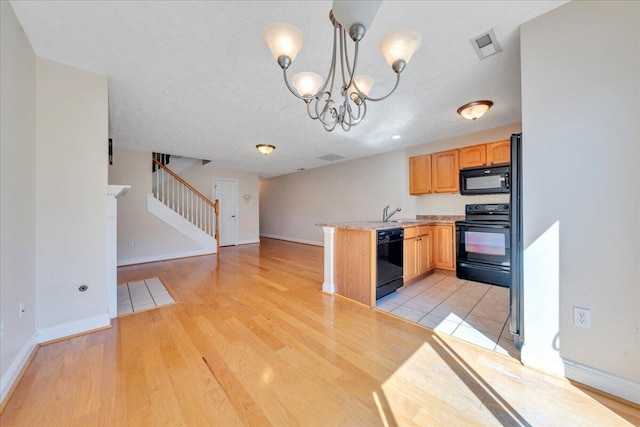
{"left": 376, "top": 228, "right": 404, "bottom": 299}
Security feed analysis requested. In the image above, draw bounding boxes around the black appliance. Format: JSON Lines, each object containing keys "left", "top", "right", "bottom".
{"left": 456, "top": 204, "right": 510, "bottom": 287}
{"left": 376, "top": 228, "right": 404, "bottom": 300}
{"left": 509, "top": 133, "right": 523, "bottom": 348}
{"left": 460, "top": 164, "right": 510, "bottom": 195}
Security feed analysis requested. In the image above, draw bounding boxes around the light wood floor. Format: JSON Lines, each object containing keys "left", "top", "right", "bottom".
{"left": 1, "top": 238, "right": 638, "bottom": 426}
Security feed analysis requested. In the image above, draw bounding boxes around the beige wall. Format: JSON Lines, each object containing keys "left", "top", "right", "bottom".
{"left": 180, "top": 165, "right": 260, "bottom": 245}
{"left": 109, "top": 146, "right": 260, "bottom": 264}
{"left": 260, "top": 124, "right": 519, "bottom": 245}
{"left": 35, "top": 58, "right": 110, "bottom": 331}
{"left": 0, "top": 0, "right": 37, "bottom": 397}
{"left": 521, "top": 0, "right": 639, "bottom": 393}
{"left": 109, "top": 146, "right": 201, "bottom": 264}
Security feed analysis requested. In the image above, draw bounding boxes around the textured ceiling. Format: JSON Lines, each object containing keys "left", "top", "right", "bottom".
{"left": 10, "top": 0, "right": 567, "bottom": 178}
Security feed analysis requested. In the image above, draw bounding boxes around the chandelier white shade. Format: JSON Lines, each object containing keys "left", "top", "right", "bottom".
{"left": 379, "top": 29, "right": 422, "bottom": 67}
{"left": 291, "top": 72, "right": 323, "bottom": 97}
{"left": 263, "top": 0, "right": 421, "bottom": 132}
{"left": 262, "top": 23, "right": 305, "bottom": 63}
{"left": 457, "top": 100, "right": 494, "bottom": 120}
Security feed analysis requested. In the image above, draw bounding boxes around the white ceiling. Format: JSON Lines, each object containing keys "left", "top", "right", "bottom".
{"left": 10, "top": 0, "right": 567, "bottom": 178}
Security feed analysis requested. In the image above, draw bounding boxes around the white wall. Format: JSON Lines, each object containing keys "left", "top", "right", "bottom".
{"left": 521, "top": 0, "right": 639, "bottom": 399}
{"left": 0, "top": 0, "right": 37, "bottom": 401}
{"left": 180, "top": 164, "right": 260, "bottom": 245}
{"left": 35, "top": 58, "right": 110, "bottom": 336}
{"left": 109, "top": 146, "right": 202, "bottom": 264}
{"left": 260, "top": 124, "right": 519, "bottom": 245}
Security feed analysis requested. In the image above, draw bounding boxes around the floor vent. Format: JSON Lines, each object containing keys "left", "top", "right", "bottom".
{"left": 470, "top": 28, "right": 502, "bottom": 60}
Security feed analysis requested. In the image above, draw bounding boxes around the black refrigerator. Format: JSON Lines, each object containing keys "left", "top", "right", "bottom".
{"left": 509, "top": 133, "right": 523, "bottom": 349}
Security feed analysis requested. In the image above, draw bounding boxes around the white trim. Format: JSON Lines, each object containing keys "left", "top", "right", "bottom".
{"left": 563, "top": 358, "right": 640, "bottom": 404}
{"left": 260, "top": 233, "right": 323, "bottom": 247}
{"left": 146, "top": 193, "right": 217, "bottom": 249}
{"left": 0, "top": 332, "right": 37, "bottom": 404}
{"left": 117, "top": 248, "right": 216, "bottom": 266}
{"left": 36, "top": 313, "right": 111, "bottom": 344}
{"left": 521, "top": 345, "right": 566, "bottom": 377}
{"left": 321, "top": 227, "right": 335, "bottom": 294}
{"left": 237, "top": 239, "right": 260, "bottom": 245}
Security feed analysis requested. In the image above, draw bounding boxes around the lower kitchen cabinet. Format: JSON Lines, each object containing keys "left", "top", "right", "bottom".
{"left": 434, "top": 224, "right": 455, "bottom": 270}
{"left": 403, "top": 226, "right": 433, "bottom": 284}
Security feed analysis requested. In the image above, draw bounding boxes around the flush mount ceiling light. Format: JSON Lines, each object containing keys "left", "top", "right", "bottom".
{"left": 263, "top": 1, "right": 421, "bottom": 132}
{"left": 256, "top": 144, "right": 276, "bottom": 155}
{"left": 457, "top": 100, "right": 494, "bottom": 121}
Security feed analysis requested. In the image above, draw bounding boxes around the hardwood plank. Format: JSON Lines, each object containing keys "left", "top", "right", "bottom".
{"left": 1, "top": 238, "right": 638, "bottom": 426}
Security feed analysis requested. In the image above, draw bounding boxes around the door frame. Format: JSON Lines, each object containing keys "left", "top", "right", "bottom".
{"left": 213, "top": 177, "right": 238, "bottom": 246}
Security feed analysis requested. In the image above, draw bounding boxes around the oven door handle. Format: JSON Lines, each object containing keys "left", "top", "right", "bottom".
{"left": 455, "top": 228, "right": 461, "bottom": 257}
{"left": 457, "top": 222, "right": 509, "bottom": 229}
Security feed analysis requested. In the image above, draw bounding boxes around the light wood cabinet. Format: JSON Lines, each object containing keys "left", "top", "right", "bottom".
{"left": 334, "top": 229, "right": 376, "bottom": 307}
{"left": 486, "top": 139, "right": 510, "bottom": 165}
{"left": 403, "top": 237, "right": 419, "bottom": 283}
{"left": 460, "top": 144, "right": 487, "bottom": 169}
{"left": 432, "top": 150, "right": 460, "bottom": 193}
{"left": 434, "top": 224, "right": 455, "bottom": 270}
{"left": 409, "top": 154, "right": 432, "bottom": 195}
{"left": 403, "top": 226, "right": 433, "bottom": 284}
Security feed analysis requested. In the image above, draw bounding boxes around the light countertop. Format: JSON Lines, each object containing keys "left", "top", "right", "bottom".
{"left": 316, "top": 215, "right": 464, "bottom": 231}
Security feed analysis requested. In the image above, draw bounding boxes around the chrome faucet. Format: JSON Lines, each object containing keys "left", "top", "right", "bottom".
{"left": 382, "top": 205, "right": 401, "bottom": 222}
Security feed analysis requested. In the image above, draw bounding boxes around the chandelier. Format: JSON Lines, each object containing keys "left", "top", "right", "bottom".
{"left": 263, "top": 1, "right": 421, "bottom": 132}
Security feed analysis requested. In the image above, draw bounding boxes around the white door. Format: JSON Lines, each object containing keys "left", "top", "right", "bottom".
{"left": 214, "top": 178, "right": 238, "bottom": 246}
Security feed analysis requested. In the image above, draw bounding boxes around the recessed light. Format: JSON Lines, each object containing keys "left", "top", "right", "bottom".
{"left": 392, "top": 135, "right": 402, "bottom": 140}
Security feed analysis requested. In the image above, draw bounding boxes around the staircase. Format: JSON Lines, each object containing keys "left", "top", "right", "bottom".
{"left": 149, "top": 155, "right": 220, "bottom": 254}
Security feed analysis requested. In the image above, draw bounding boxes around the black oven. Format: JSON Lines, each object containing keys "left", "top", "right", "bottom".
{"left": 456, "top": 204, "right": 510, "bottom": 287}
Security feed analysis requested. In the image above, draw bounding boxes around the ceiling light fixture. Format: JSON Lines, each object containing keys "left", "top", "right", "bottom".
{"left": 391, "top": 134, "right": 402, "bottom": 140}
{"left": 256, "top": 144, "right": 276, "bottom": 155}
{"left": 457, "top": 100, "right": 494, "bottom": 121}
{"left": 263, "top": 1, "right": 421, "bottom": 132}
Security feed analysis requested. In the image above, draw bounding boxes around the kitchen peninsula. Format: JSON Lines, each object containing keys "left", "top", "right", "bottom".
{"left": 317, "top": 215, "right": 463, "bottom": 308}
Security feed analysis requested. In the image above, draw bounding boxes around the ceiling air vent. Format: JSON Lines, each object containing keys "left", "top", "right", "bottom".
{"left": 470, "top": 28, "right": 502, "bottom": 60}
{"left": 317, "top": 154, "right": 346, "bottom": 162}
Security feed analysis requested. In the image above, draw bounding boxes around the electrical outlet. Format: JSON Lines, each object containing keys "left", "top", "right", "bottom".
{"left": 573, "top": 306, "right": 591, "bottom": 328}
{"left": 1, "top": 321, "right": 4, "bottom": 337}
{"left": 128, "top": 241, "right": 135, "bottom": 248}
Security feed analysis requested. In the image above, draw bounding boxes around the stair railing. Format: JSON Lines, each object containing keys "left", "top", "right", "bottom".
{"left": 151, "top": 157, "right": 220, "bottom": 254}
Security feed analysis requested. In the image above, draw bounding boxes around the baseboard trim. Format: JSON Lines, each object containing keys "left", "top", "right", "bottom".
{"left": 563, "top": 358, "right": 640, "bottom": 405}
{"left": 36, "top": 313, "right": 111, "bottom": 344}
{"left": 0, "top": 332, "right": 38, "bottom": 407}
{"left": 521, "top": 345, "right": 566, "bottom": 377}
{"left": 237, "top": 239, "right": 260, "bottom": 245}
{"left": 522, "top": 345, "right": 640, "bottom": 404}
{"left": 260, "top": 234, "right": 323, "bottom": 247}
{"left": 117, "top": 248, "right": 216, "bottom": 266}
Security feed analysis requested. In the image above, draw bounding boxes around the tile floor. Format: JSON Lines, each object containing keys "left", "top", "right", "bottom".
{"left": 376, "top": 272, "right": 520, "bottom": 359}
{"left": 117, "top": 277, "right": 175, "bottom": 316}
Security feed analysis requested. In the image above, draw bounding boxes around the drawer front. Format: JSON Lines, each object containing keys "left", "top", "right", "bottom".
{"left": 417, "top": 225, "right": 431, "bottom": 236}
{"left": 403, "top": 226, "right": 418, "bottom": 239}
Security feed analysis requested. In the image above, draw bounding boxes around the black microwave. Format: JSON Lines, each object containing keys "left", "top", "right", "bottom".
{"left": 460, "top": 165, "right": 510, "bottom": 195}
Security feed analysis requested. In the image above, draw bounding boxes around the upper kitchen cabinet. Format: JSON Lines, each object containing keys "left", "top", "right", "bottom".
{"left": 432, "top": 150, "right": 460, "bottom": 193}
{"left": 409, "top": 154, "right": 432, "bottom": 195}
{"left": 486, "top": 139, "right": 511, "bottom": 165}
{"left": 460, "top": 144, "right": 487, "bottom": 169}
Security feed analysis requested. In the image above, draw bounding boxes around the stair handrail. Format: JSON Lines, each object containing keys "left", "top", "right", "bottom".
{"left": 152, "top": 156, "right": 220, "bottom": 254}
{"left": 152, "top": 157, "right": 215, "bottom": 209}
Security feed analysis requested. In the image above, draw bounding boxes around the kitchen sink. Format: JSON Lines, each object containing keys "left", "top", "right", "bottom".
{"left": 388, "top": 219, "right": 424, "bottom": 223}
